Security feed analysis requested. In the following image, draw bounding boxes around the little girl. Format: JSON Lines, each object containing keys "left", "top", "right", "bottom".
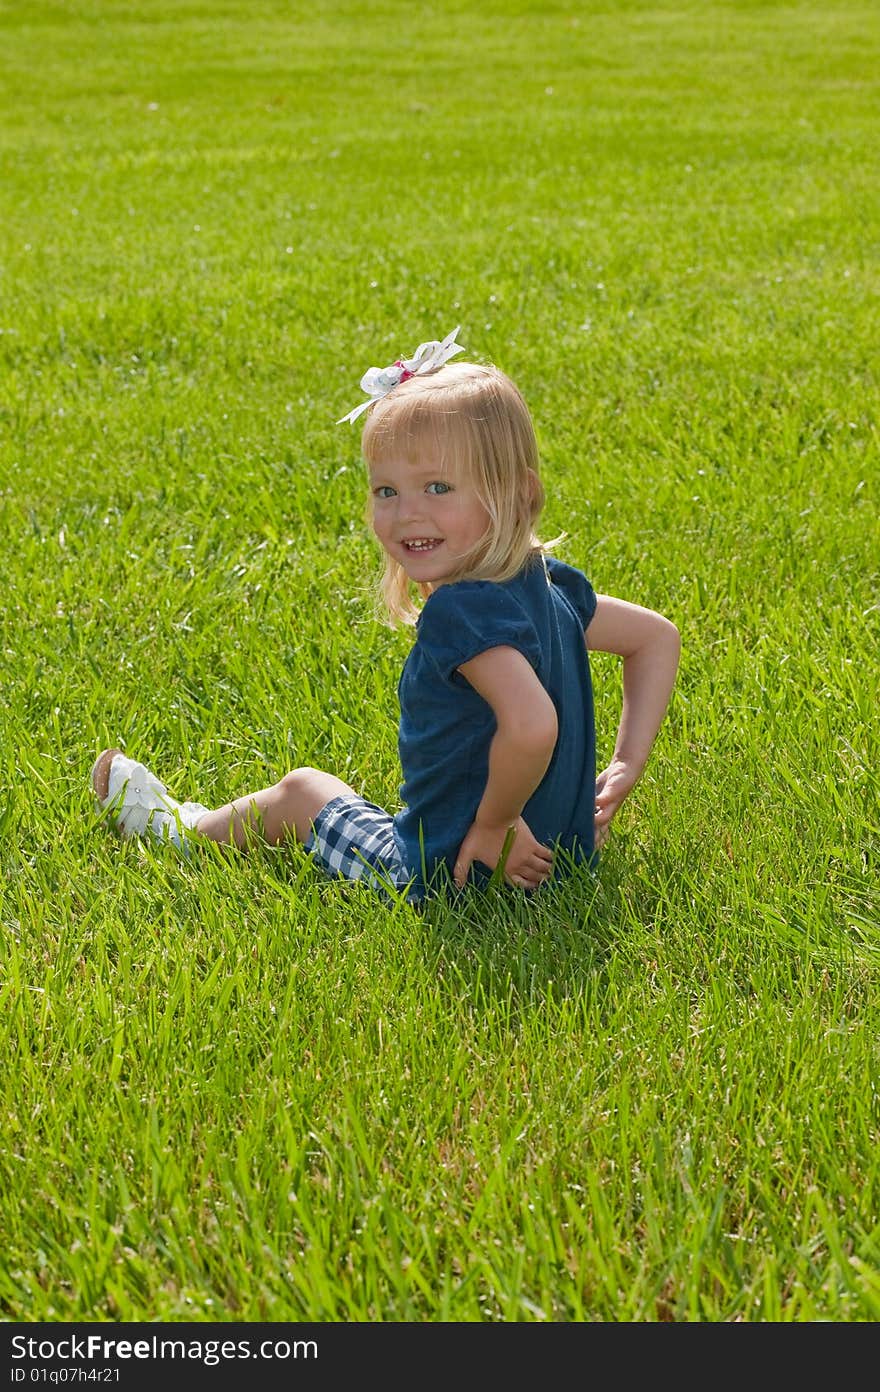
{"left": 92, "top": 328, "right": 680, "bottom": 901}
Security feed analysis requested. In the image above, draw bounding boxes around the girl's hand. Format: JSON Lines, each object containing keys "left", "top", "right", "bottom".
{"left": 453, "top": 816, "right": 554, "bottom": 890}
{"left": 594, "top": 759, "right": 640, "bottom": 847}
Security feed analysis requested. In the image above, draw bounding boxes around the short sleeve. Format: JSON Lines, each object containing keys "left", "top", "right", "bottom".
{"left": 546, "top": 557, "right": 598, "bottom": 629}
{"left": 416, "top": 581, "right": 541, "bottom": 682}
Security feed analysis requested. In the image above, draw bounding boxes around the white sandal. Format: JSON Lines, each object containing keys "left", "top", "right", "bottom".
{"left": 91, "top": 748, "right": 209, "bottom": 847}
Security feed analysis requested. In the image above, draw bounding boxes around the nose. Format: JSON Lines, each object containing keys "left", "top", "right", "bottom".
{"left": 396, "top": 490, "right": 426, "bottom": 524}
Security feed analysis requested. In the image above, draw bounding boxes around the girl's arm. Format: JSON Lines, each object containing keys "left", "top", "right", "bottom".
{"left": 453, "top": 645, "right": 558, "bottom": 889}
{"left": 587, "top": 594, "right": 681, "bottom": 845}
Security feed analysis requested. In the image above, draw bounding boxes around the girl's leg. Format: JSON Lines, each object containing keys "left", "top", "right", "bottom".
{"left": 92, "top": 749, "right": 355, "bottom": 850}
{"left": 194, "top": 767, "right": 357, "bottom": 848}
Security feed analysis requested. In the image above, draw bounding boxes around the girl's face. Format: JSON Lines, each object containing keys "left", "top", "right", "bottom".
{"left": 368, "top": 452, "right": 491, "bottom": 586}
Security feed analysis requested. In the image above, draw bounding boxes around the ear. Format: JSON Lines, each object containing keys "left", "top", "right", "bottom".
{"left": 526, "top": 467, "right": 544, "bottom": 518}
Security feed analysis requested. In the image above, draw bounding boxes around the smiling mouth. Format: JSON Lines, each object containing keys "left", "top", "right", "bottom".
{"left": 402, "top": 538, "right": 443, "bottom": 552}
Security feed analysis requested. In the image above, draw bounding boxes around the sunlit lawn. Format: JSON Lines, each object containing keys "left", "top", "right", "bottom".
{"left": 1, "top": 0, "right": 878, "bottom": 1321}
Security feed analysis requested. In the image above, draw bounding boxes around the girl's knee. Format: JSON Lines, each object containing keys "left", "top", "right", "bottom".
{"left": 277, "top": 767, "right": 322, "bottom": 797}
{"left": 275, "top": 767, "right": 356, "bottom": 831}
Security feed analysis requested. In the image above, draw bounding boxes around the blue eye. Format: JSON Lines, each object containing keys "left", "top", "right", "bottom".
{"left": 426, "top": 481, "right": 450, "bottom": 495}
{"left": 373, "top": 486, "right": 396, "bottom": 499}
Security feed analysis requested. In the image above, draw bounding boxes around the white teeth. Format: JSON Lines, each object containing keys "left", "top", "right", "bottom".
{"left": 404, "top": 539, "right": 440, "bottom": 551}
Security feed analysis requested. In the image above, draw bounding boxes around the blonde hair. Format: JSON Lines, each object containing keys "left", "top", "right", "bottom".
{"left": 361, "top": 361, "right": 555, "bottom": 625}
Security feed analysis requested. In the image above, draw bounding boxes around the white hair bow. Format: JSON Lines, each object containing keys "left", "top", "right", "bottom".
{"left": 337, "top": 325, "right": 465, "bottom": 424}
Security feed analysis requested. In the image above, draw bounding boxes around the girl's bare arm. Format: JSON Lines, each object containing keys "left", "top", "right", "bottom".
{"left": 453, "top": 645, "right": 558, "bottom": 888}
{"left": 587, "top": 595, "right": 681, "bottom": 843}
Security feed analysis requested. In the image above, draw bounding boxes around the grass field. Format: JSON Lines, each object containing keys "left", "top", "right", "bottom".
{"left": 1, "top": 0, "right": 879, "bottom": 1322}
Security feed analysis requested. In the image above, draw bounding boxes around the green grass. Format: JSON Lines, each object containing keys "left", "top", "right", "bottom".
{"left": 1, "top": 0, "right": 879, "bottom": 1321}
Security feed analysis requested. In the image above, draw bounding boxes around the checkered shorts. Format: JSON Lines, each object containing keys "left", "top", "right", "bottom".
{"left": 304, "top": 794, "right": 416, "bottom": 898}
